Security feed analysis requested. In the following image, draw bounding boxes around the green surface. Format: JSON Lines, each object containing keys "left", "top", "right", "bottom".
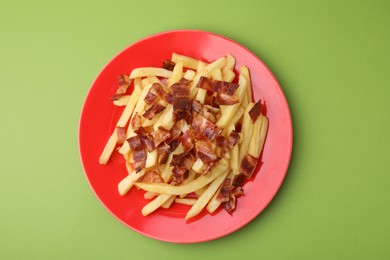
{"left": 1, "top": 0, "right": 389, "bottom": 259}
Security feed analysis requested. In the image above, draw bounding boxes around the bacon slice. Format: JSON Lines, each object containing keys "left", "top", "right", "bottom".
{"left": 217, "top": 178, "right": 231, "bottom": 202}
{"left": 111, "top": 75, "right": 131, "bottom": 100}
{"left": 181, "top": 130, "right": 194, "bottom": 151}
{"left": 196, "top": 76, "right": 215, "bottom": 92}
{"left": 144, "top": 91, "right": 157, "bottom": 105}
{"left": 223, "top": 186, "right": 244, "bottom": 214}
{"left": 166, "top": 120, "right": 184, "bottom": 144}
{"left": 197, "top": 77, "right": 239, "bottom": 96}
{"left": 215, "top": 93, "right": 239, "bottom": 105}
{"left": 170, "top": 78, "right": 191, "bottom": 97}
{"left": 151, "top": 126, "right": 171, "bottom": 147}
{"left": 227, "top": 130, "right": 240, "bottom": 149}
{"left": 131, "top": 113, "right": 141, "bottom": 132}
{"left": 162, "top": 60, "right": 175, "bottom": 71}
{"left": 139, "top": 134, "right": 155, "bottom": 152}
{"left": 191, "top": 113, "right": 219, "bottom": 140}
{"left": 212, "top": 80, "right": 239, "bottom": 95}
{"left": 172, "top": 166, "right": 188, "bottom": 184}
{"left": 132, "top": 149, "right": 146, "bottom": 172}
{"left": 249, "top": 100, "right": 262, "bottom": 122}
{"left": 142, "top": 104, "right": 166, "bottom": 120}
{"left": 232, "top": 174, "right": 246, "bottom": 186}
{"left": 127, "top": 136, "right": 143, "bottom": 151}
{"left": 170, "top": 151, "right": 195, "bottom": 170}
{"left": 195, "top": 139, "right": 218, "bottom": 164}
{"left": 137, "top": 170, "right": 164, "bottom": 183}
{"left": 215, "top": 135, "right": 226, "bottom": 148}
{"left": 116, "top": 126, "right": 126, "bottom": 144}
{"left": 240, "top": 154, "right": 258, "bottom": 178}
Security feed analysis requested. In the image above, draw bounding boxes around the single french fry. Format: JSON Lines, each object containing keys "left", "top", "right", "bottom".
{"left": 248, "top": 115, "right": 268, "bottom": 158}
{"left": 184, "top": 69, "right": 196, "bottom": 80}
{"left": 223, "top": 53, "right": 236, "bottom": 72}
{"left": 192, "top": 158, "right": 205, "bottom": 173}
{"left": 230, "top": 144, "right": 240, "bottom": 175}
{"left": 136, "top": 160, "right": 229, "bottom": 195}
{"left": 113, "top": 95, "right": 130, "bottom": 106}
{"left": 99, "top": 128, "right": 118, "bottom": 164}
{"left": 175, "top": 198, "right": 197, "bottom": 205}
{"left": 161, "top": 195, "right": 176, "bottom": 209}
{"left": 171, "top": 53, "right": 200, "bottom": 70}
{"left": 160, "top": 104, "right": 175, "bottom": 130}
{"left": 239, "top": 102, "right": 255, "bottom": 162}
{"left": 240, "top": 66, "right": 253, "bottom": 103}
{"left": 211, "top": 68, "right": 223, "bottom": 81}
{"left": 195, "top": 89, "right": 207, "bottom": 104}
{"left": 145, "top": 149, "right": 158, "bottom": 168}
{"left": 185, "top": 170, "right": 229, "bottom": 220}
{"left": 142, "top": 193, "right": 172, "bottom": 216}
{"left": 118, "top": 169, "right": 146, "bottom": 196}
{"left": 205, "top": 57, "right": 226, "bottom": 72}
{"left": 196, "top": 60, "right": 207, "bottom": 73}
{"left": 168, "top": 61, "right": 183, "bottom": 87}
{"left": 129, "top": 67, "right": 172, "bottom": 79}
{"left": 222, "top": 70, "right": 236, "bottom": 82}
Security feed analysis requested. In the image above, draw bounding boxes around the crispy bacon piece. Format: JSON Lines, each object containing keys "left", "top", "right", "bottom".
{"left": 217, "top": 178, "right": 232, "bottom": 202}
{"left": 223, "top": 186, "right": 244, "bottom": 214}
{"left": 169, "top": 139, "right": 181, "bottom": 153}
{"left": 142, "top": 104, "right": 166, "bottom": 120}
{"left": 170, "top": 78, "right": 191, "bottom": 97}
{"left": 170, "top": 151, "right": 195, "bottom": 170}
{"left": 151, "top": 126, "right": 171, "bottom": 147}
{"left": 181, "top": 130, "right": 194, "bottom": 151}
{"left": 151, "top": 83, "right": 167, "bottom": 97}
{"left": 249, "top": 100, "right": 262, "bottom": 122}
{"left": 162, "top": 60, "right": 175, "bottom": 71}
{"left": 195, "top": 139, "right": 218, "bottom": 164}
{"left": 191, "top": 113, "right": 219, "bottom": 140}
{"left": 116, "top": 126, "right": 126, "bottom": 144}
{"left": 127, "top": 136, "right": 143, "bottom": 151}
{"left": 233, "top": 174, "right": 246, "bottom": 186}
{"left": 144, "top": 91, "right": 157, "bottom": 105}
{"left": 196, "top": 76, "right": 214, "bottom": 92}
{"left": 172, "top": 166, "right": 188, "bottom": 184}
{"left": 137, "top": 171, "right": 164, "bottom": 183}
{"left": 166, "top": 120, "right": 184, "bottom": 144}
{"left": 157, "top": 142, "right": 170, "bottom": 155}
{"left": 212, "top": 80, "right": 239, "bottom": 95}
{"left": 197, "top": 77, "right": 239, "bottom": 96}
{"left": 240, "top": 154, "right": 259, "bottom": 178}
{"left": 215, "top": 93, "right": 239, "bottom": 105}
{"left": 111, "top": 75, "right": 131, "bottom": 100}
{"left": 132, "top": 149, "right": 146, "bottom": 172}
{"left": 131, "top": 113, "right": 141, "bottom": 132}
{"left": 227, "top": 130, "right": 240, "bottom": 149}
{"left": 215, "top": 135, "right": 226, "bottom": 148}
{"left": 139, "top": 134, "right": 155, "bottom": 152}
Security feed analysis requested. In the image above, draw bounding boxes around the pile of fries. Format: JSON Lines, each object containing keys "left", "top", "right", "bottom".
{"left": 99, "top": 53, "right": 268, "bottom": 220}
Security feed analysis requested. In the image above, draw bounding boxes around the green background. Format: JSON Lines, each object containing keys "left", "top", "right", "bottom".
{"left": 1, "top": 0, "right": 389, "bottom": 259}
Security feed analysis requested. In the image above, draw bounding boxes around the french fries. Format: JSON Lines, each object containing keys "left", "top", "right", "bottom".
{"left": 99, "top": 52, "right": 269, "bottom": 220}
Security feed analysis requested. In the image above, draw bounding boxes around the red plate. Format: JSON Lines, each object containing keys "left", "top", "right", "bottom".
{"left": 79, "top": 30, "right": 292, "bottom": 243}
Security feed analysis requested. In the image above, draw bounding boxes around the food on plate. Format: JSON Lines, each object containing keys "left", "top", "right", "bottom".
{"left": 99, "top": 52, "right": 268, "bottom": 220}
